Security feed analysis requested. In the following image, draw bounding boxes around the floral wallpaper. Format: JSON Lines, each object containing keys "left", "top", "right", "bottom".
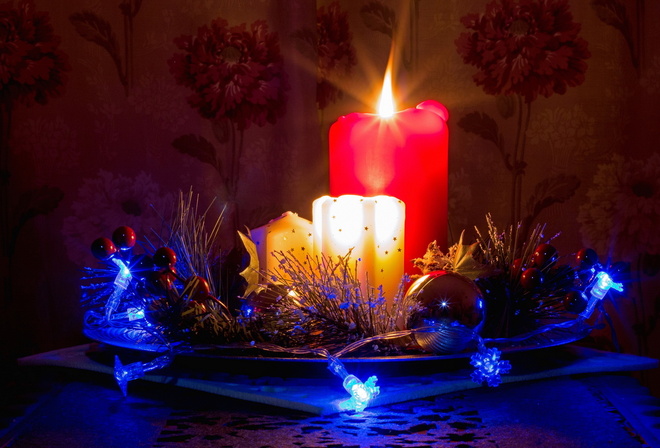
{"left": 1, "top": 0, "right": 659, "bottom": 392}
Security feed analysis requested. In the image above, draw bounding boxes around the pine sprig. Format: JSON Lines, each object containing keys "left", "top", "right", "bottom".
{"left": 167, "top": 189, "right": 225, "bottom": 294}
{"left": 250, "top": 250, "right": 416, "bottom": 352}
{"left": 473, "top": 214, "right": 570, "bottom": 338}
{"left": 474, "top": 213, "right": 547, "bottom": 275}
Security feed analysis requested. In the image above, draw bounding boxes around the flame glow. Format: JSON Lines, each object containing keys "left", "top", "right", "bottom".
{"left": 377, "top": 68, "right": 395, "bottom": 117}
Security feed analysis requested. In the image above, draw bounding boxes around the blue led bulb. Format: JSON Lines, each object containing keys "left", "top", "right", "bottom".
{"left": 114, "top": 353, "right": 172, "bottom": 396}
{"left": 112, "top": 258, "right": 132, "bottom": 289}
{"left": 327, "top": 356, "right": 379, "bottom": 412}
{"left": 105, "top": 258, "right": 133, "bottom": 320}
{"left": 580, "top": 271, "right": 623, "bottom": 319}
{"left": 114, "top": 356, "right": 145, "bottom": 397}
{"left": 340, "top": 375, "right": 380, "bottom": 412}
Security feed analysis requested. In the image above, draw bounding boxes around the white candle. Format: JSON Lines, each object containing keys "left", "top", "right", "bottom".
{"left": 250, "top": 211, "right": 313, "bottom": 281}
{"left": 313, "top": 195, "right": 405, "bottom": 303}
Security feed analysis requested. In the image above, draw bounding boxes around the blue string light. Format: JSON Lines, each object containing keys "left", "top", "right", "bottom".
{"left": 105, "top": 258, "right": 132, "bottom": 320}
{"left": 114, "top": 353, "right": 172, "bottom": 396}
{"left": 84, "top": 230, "right": 626, "bottom": 406}
{"left": 470, "top": 342, "right": 511, "bottom": 387}
{"left": 327, "top": 356, "right": 379, "bottom": 412}
{"left": 580, "top": 271, "right": 623, "bottom": 319}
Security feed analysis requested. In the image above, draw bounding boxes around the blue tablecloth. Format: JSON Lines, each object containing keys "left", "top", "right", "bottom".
{"left": 5, "top": 344, "right": 660, "bottom": 447}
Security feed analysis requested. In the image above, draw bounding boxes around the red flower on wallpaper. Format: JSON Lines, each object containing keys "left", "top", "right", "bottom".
{"left": 1, "top": 0, "right": 68, "bottom": 266}
{"left": 455, "top": 0, "right": 590, "bottom": 103}
{"left": 168, "top": 18, "right": 289, "bottom": 131}
{"left": 70, "top": 0, "right": 143, "bottom": 96}
{"left": 0, "top": 0, "right": 70, "bottom": 105}
{"left": 316, "top": 1, "right": 356, "bottom": 110}
{"left": 455, "top": 0, "right": 589, "bottom": 233}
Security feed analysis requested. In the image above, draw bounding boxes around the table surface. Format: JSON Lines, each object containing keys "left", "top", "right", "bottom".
{"left": 3, "top": 346, "right": 660, "bottom": 448}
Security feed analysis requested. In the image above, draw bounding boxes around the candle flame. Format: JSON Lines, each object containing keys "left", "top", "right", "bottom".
{"left": 377, "top": 69, "right": 395, "bottom": 117}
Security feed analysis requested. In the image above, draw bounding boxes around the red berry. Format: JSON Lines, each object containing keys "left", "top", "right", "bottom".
{"left": 130, "top": 254, "right": 154, "bottom": 279}
{"left": 578, "top": 269, "right": 595, "bottom": 285}
{"left": 186, "top": 275, "right": 211, "bottom": 301}
{"left": 153, "top": 247, "right": 177, "bottom": 268}
{"left": 145, "top": 270, "right": 174, "bottom": 296}
{"left": 576, "top": 248, "right": 598, "bottom": 270}
{"left": 91, "top": 237, "right": 117, "bottom": 260}
{"left": 112, "top": 226, "right": 137, "bottom": 250}
{"left": 520, "top": 267, "right": 544, "bottom": 290}
{"left": 512, "top": 258, "right": 523, "bottom": 273}
{"left": 531, "top": 244, "right": 558, "bottom": 268}
{"left": 563, "top": 291, "right": 587, "bottom": 314}
{"left": 608, "top": 261, "right": 630, "bottom": 282}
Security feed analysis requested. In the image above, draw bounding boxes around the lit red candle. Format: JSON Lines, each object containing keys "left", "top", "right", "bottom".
{"left": 329, "top": 71, "right": 449, "bottom": 268}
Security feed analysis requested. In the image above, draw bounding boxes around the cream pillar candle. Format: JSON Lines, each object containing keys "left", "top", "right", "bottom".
{"left": 250, "top": 211, "right": 313, "bottom": 281}
{"left": 312, "top": 195, "right": 405, "bottom": 303}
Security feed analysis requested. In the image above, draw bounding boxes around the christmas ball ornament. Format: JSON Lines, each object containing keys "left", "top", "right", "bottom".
{"left": 153, "top": 247, "right": 177, "bottom": 268}
{"left": 91, "top": 237, "right": 117, "bottom": 260}
{"left": 563, "top": 291, "right": 587, "bottom": 314}
{"left": 531, "top": 244, "right": 558, "bottom": 269}
{"left": 405, "top": 271, "right": 485, "bottom": 354}
{"left": 520, "top": 267, "right": 543, "bottom": 290}
{"left": 576, "top": 248, "right": 598, "bottom": 270}
{"left": 112, "top": 226, "right": 137, "bottom": 250}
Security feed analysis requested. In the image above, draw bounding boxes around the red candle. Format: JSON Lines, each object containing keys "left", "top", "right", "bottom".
{"left": 329, "top": 76, "right": 449, "bottom": 269}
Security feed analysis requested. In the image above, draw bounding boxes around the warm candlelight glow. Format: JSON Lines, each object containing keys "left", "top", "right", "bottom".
{"left": 377, "top": 68, "right": 395, "bottom": 118}
{"left": 250, "top": 212, "right": 313, "bottom": 281}
{"left": 313, "top": 195, "right": 405, "bottom": 303}
{"left": 329, "top": 98, "right": 449, "bottom": 268}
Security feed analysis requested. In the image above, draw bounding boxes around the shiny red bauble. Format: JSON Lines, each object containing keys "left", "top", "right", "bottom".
{"left": 575, "top": 248, "right": 598, "bottom": 270}
{"left": 185, "top": 275, "right": 211, "bottom": 301}
{"left": 153, "top": 247, "right": 177, "bottom": 268}
{"left": 112, "top": 226, "right": 137, "bottom": 250}
{"left": 145, "top": 270, "right": 175, "bottom": 296}
{"left": 91, "top": 237, "right": 117, "bottom": 260}
{"left": 531, "top": 244, "right": 558, "bottom": 269}
{"left": 563, "top": 291, "right": 587, "bottom": 314}
{"left": 520, "top": 267, "right": 544, "bottom": 290}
